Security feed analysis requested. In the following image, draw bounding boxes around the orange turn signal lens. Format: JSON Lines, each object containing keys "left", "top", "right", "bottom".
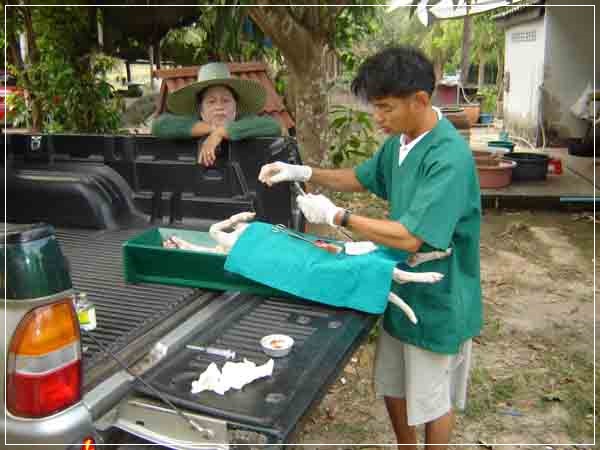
{"left": 9, "top": 299, "right": 80, "bottom": 356}
{"left": 82, "top": 437, "right": 96, "bottom": 450}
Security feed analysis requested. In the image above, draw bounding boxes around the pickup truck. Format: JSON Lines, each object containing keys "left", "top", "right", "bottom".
{"left": 3, "top": 132, "right": 377, "bottom": 449}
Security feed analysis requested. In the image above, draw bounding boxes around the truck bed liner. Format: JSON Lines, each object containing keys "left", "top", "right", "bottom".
{"left": 56, "top": 228, "right": 206, "bottom": 372}
{"left": 135, "top": 293, "right": 377, "bottom": 442}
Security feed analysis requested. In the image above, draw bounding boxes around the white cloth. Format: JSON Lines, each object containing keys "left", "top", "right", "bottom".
{"left": 344, "top": 241, "right": 377, "bottom": 255}
{"left": 191, "top": 358, "right": 274, "bottom": 395}
{"left": 398, "top": 106, "right": 443, "bottom": 167}
{"left": 373, "top": 329, "right": 472, "bottom": 426}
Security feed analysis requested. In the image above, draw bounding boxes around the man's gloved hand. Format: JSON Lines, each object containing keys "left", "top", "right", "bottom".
{"left": 258, "top": 161, "right": 312, "bottom": 186}
{"left": 296, "top": 193, "right": 343, "bottom": 227}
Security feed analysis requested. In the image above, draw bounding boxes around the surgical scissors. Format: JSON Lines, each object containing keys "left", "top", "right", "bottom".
{"left": 271, "top": 223, "right": 316, "bottom": 245}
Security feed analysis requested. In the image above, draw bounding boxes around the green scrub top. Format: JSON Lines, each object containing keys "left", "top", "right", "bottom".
{"left": 355, "top": 116, "right": 482, "bottom": 354}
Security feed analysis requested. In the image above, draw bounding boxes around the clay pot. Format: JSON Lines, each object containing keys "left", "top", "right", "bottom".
{"left": 461, "top": 104, "right": 481, "bottom": 127}
{"left": 477, "top": 159, "right": 517, "bottom": 189}
{"left": 472, "top": 149, "right": 501, "bottom": 159}
{"left": 442, "top": 107, "right": 471, "bottom": 130}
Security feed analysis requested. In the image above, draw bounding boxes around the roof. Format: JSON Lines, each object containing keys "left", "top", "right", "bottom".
{"left": 153, "top": 62, "right": 295, "bottom": 130}
{"left": 492, "top": 0, "right": 545, "bottom": 21}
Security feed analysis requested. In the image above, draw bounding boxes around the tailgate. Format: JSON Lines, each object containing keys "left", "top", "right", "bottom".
{"left": 135, "top": 293, "right": 377, "bottom": 442}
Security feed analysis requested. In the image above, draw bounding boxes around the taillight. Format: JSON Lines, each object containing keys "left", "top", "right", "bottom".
{"left": 82, "top": 437, "right": 96, "bottom": 450}
{"left": 7, "top": 299, "right": 82, "bottom": 418}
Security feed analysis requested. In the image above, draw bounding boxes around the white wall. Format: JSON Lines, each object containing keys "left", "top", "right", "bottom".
{"left": 544, "top": 1, "right": 596, "bottom": 139}
{"left": 503, "top": 16, "right": 546, "bottom": 142}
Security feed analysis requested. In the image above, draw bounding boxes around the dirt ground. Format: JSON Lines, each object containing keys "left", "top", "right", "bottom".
{"left": 296, "top": 206, "right": 596, "bottom": 448}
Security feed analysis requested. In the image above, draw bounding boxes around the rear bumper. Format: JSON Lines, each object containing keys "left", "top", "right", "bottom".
{"left": 4, "top": 401, "right": 95, "bottom": 448}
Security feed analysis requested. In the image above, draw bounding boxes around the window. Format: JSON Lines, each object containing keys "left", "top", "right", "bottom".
{"left": 511, "top": 30, "right": 537, "bottom": 43}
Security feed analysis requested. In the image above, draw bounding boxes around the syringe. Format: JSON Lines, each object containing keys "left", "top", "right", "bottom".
{"left": 186, "top": 344, "right": 236, "bottom": 359}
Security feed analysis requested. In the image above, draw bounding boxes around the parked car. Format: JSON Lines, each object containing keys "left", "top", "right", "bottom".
{"left": 0, "top": 70, "right": 22, "bottom": 125}
{"left": 4, "top": 133, "right": 376, "bottom": 449}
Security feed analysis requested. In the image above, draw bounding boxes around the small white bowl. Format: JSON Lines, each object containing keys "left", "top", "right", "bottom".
{"left": 260, "top": 334, "right": 294, "bottom": 358}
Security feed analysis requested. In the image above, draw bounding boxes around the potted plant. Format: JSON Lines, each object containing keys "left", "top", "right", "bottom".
{"left": 478, "top": 86, "right": 497, "bottom": 124}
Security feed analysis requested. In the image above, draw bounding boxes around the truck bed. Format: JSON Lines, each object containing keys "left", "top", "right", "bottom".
{"left": 58, "top": 226, "right": 377, "bottom": 444}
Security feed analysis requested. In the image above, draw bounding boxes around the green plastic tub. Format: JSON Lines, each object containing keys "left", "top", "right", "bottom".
{"left": 487, "top": 140, "right": 515, "bottom": 152}
{"left": 123, "top": 227, "right": 289, "bottom": 297}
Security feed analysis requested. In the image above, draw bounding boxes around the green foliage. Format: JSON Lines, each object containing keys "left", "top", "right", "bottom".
{"left": 334, "top": 5, "right": 382, "bottom": 77}
{"left": 421, "top": 19, "right": 463, "bottom": 73}
{"left": 7, "top": 6, "right": 123, "bottom": 133}
{"left": 472, "top": 11, "right": 504, "bottom": 64}
{"left": 479, "top": 85, "right": 497, "bottom": 113}
{"left": 160, "top": 27, "right": 205, "bottom": 66}
{"left": 161, "top": 4, "right": 276, "bottom": 65}
{"left": 367, "top": 8, "right": 463, "bottom": 77}
{"left": 328, "top": 104, "right": 379, "bottom": 168}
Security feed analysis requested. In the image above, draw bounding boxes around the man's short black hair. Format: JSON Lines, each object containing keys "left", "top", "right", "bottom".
{"left": 351, "top": 46, "right": 436, "bottom": 101}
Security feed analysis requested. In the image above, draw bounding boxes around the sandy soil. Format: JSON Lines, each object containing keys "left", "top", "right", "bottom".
{"left": 295, "top": 209, "right": 596, "bottom": 449}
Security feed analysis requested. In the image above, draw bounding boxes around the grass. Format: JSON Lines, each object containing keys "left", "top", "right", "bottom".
{"left": 464, "top": 306, "right": 594, "bottom": 442}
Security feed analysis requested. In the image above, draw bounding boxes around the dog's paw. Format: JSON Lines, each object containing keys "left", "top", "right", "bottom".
{"left": 419, "top": 272, "right": 444, "bottom": 283}
{"left": 230, "top": 211, "right": 256, "bottom": 224}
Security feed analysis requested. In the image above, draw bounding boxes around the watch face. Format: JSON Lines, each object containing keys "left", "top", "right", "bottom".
{"left": 342, "top": 210, "right": 351, "bottom": 227}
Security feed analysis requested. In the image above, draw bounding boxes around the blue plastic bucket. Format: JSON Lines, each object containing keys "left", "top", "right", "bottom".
{"left": 479, "top": 113, "right": 494, "bottom": 124}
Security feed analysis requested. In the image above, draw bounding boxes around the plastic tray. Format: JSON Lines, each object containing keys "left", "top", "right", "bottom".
{"left": 122, "top": 227, "right": 289, "bottom": 297}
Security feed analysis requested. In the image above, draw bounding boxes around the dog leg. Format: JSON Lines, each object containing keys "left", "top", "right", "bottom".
{"left": 209, "top": 212, "right": 256, "bottom": 254}
{"left": 166, "top": 236, "right": 223, "bottom": 254}
{"left": 406, "top": 248, "right": 452, "bottom": 268}
{"left": 392, "top": 267, "right": 444, "bottom": 284}
{"left": 388, "top": 292, "right": 417, "bottom": 324}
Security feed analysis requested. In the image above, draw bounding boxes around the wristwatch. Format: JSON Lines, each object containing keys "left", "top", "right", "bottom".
{"left": 340, "top": 209, "right": 352, "bottom": 228}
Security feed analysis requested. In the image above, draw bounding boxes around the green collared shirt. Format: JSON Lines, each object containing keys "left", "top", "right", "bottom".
{"left": 355, "top": 117, "right": 482, "bottom": 354}
{"left": 151, "top": 113, "right": 282, "bottom": 140}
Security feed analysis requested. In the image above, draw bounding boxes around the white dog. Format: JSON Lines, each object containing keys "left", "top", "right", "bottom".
{"left": 163, "top": 212, "right": 451, "bottom": 324}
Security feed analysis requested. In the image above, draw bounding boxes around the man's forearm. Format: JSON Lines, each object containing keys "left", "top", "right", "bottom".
{"left": 309, "top": 168, "right": 365, "bottom": 192}
{"left": 333, "top": 212, "right": 423, "bottom": 253}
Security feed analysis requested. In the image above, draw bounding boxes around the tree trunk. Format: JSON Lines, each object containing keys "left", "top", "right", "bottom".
{"left": 477, "top": 50, "right": 485, "bottom": 91}
{"left": 496, "top": 50, "right": 504, "bottom": 99}
{"left": 88, "top": 6, "right": 98, "bottom": 51}
{"left": 126, "top": 61, "right": 132, "bottom": 83}
{"left": 291, "top": 58, "right": 330, "bottom": 166}
{"left": 460, "top": 2, "right": 472, "bottom": 86}
{"left": 495, "top": 50, "right": 504, "bottom": 117}
{"left": 433, "top": 61, "right": 443, "bottom": 85}
{"left": 149, "top": 45, "right": 155, "bottom": 91}
{"left": 18, "top": 7, "right": 42, "bottom": 131}
{"left": 154, "top": 40, "right": 161, "bottom": 70}
{"left": 248, "top": 5, "right": 344, "bottom": 166}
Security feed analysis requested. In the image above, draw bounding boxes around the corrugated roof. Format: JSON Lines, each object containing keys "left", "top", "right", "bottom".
{"left": 492, "top": 0, "right": 545, "bottom": 21}
{"left": 153, "top": 62, "right": 295, "bottom": 130}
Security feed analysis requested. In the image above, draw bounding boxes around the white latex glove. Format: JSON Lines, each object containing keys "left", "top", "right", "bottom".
{"left": 258, "top": 161, "right": 312, "bottom": 186}
{"left": 296, "top": 193, "right": 343, "bottom": 227}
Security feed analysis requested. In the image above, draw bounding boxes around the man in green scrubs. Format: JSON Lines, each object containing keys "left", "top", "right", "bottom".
{"left": 258, "top": 46, "right": 482, "bottom": 449}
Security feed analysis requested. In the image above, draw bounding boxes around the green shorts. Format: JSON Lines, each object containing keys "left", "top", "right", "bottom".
{"left": 373, "top": 328, "right": 472, "bottom": 426}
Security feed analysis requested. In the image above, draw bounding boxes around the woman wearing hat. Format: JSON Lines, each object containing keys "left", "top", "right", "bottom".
{"left": 152, "top": 62, "right": 282, "bottom": 166}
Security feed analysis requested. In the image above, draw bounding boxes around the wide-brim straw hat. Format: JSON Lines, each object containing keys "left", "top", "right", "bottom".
{"left": 167, "top": 62, "right": 267, "bottom": 116}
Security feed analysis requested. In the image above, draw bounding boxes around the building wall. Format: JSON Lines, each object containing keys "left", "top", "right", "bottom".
{"left": 503, "top": 15, "right": 546, "bottom": 143}
{"left": 543, "top": 1, "right": 596, "bottom": 140}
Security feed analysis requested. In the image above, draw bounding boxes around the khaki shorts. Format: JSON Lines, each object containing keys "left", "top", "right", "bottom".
{"left": 373, "top": 328, "right": 472, "bottom": 426}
